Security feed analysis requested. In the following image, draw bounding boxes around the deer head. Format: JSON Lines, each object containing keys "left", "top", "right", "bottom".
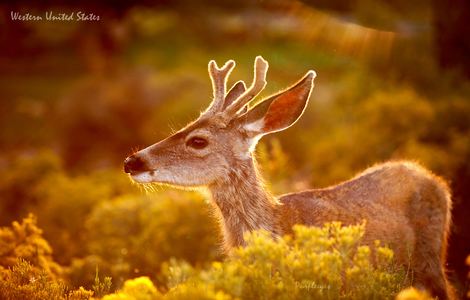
{"left": 124, "top": 56, "right": 316, "bottom": 187}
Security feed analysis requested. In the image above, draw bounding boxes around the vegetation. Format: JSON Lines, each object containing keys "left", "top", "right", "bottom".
{"left": 0, "top": 216, "right": 411, "bottom": 299}
{"left": 0, "top": 216, "right": 93, "bottom": 300}
{"left": 160, "top": 223, "right": 408, "bottom": 300}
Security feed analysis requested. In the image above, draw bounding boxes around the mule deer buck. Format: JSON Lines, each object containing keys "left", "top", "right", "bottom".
{"left": 124, "top": 56, "right": 453, "bottom": 299}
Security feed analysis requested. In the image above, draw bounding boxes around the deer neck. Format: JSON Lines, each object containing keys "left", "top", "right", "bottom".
{"left": 208, "top": 158, "right": 281, "bottom": 250}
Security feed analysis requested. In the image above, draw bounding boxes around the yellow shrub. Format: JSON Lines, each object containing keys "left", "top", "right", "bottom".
{"left": 0, "top": 214, "right": 62, "bottom": 279}
{"left": 69, "top": 191, "right": 220, "bottom": 289}
{"left": 102, "top": 277, "right": 162, "bottom": 300}
{"left": 395, "top": 287, "right": 433, "bottom": 300}
{"left": 161, "top": 223, "right": 409, "bottom": 300}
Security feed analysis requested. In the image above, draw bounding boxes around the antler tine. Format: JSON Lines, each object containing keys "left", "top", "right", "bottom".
{"left": 206, "top": 59, "right": 236, "bottom": 114}
{"left": 224, "top": 56, "right": 268, "bottom": 117}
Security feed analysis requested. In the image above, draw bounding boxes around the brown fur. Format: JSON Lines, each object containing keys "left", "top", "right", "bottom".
{"left": 124, "top": 57, "right": 454, "bottom": 299}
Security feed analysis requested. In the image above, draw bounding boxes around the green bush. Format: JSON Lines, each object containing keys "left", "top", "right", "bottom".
{"left": 68, "top": 191, "right": 221, "bottom": 289}
{"left": 0, "top": 259, "right": 93, "bottom": 300}
{"left": 32, "top": 172, "right": 117, "bottom": 265}
{"left": 33, "top": 169, "right": 137, "bottom": 265}
{"left": 395, "top": 287, "right": 433, "bottom": 300}
{"left": 0, "top": 151, "right": 61, "bottom": 224}
{"left": 102, "top": 277, "right": 163, "bottom": 300}
{"left": 171, "top": 223, "right": 408, "bottom": 300}
{"left": 0, "top": 214, "right": 62, "bottom": 279}
{"left": 104, "top": 223, "right": 409, "bottom": 300}
{"left": 0, "top": 151, "right": 139, "bottom": 267}
{"left": 0, "top": 215, "right": 93, "bottom": 300}
{"left": 256, "top": 139, "right": 298, "bottom": 194}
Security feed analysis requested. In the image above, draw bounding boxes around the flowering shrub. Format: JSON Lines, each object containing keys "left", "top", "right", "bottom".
{"left": 0, "top": 151, "right": 61, "bottom": 225}
{"left": 0, "top": 214, "right": 61, "bottom": 279}
{"left": 68, "top": 191, "right": 220, "bottom": 289}
{"left": 395, "top": 287, "right": 433, "bottom": 300}
{"left": 0, "top": 216, "right": 93, "bottom": 300}
{"left": 0, "top": 259, "right": 93, "bottom": 300}
{"left": 105, "top": 223, "right": 409, "bottom": 300}
{"left": 102, "top": 277, "right": 162, "bottom": 300}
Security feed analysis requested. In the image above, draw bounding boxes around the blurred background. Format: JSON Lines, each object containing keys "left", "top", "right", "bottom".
{"left": 1, "top": 0, "right": 469, "bottom": 296}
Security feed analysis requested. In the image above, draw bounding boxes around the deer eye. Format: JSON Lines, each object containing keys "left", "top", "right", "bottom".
{"left": 186, "top": 137, "right": 208, "bottom": 149}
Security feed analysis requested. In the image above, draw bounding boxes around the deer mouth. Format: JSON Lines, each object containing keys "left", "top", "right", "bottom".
{"left": 129, "top": 170, "right": 156, "bottom": 183}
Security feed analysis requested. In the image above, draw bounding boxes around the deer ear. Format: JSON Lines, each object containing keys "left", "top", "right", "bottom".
{"left": 242, "top": 71, "right": 316, "bottom": 136}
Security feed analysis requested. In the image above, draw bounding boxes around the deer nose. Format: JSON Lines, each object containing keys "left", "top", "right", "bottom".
{"left": 124, "top": 155, "right": 147, "bottom": 173}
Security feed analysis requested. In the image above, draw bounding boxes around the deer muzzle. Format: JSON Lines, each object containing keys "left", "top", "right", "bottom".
{"left": 124, "top": 154, "right": 149, "bottom": 174}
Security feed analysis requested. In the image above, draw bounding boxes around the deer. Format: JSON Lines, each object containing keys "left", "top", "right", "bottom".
{"left": 123, "top": 56, "right": 454, "bottom": 299}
